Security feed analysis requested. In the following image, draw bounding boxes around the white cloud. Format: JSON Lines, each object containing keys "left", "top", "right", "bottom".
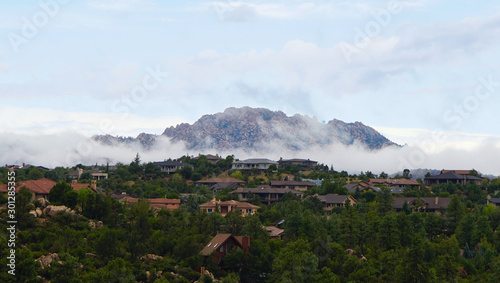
{"left": 85, "top": 0, "right": 152, "bottom": 11}
{"left": 0, "top": 106, "right": 188, "bottom": 136}
{"left": 0, "top": 131, "right": 188, "bottom": 168}
{"left": 0, "top": 51, "right": 9, "bottom": 72}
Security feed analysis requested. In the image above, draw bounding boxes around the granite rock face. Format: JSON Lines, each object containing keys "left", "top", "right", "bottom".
{"left": 94, "top": 107, "right": 398, "bottom": 151}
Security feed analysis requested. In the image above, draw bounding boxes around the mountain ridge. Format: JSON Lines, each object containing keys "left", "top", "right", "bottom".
{"left": 94, "top": 107, "right": 399, "bottom": 151}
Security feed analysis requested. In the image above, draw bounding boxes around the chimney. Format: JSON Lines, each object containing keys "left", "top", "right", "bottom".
{"left": 435, "top": 196, "right": 439, "bottom": 205}
{"left": 91, "top": 180, "right": 97, "bottom": 190}
{"left": 241, "top": 236, "right": 250, "bottom": 252}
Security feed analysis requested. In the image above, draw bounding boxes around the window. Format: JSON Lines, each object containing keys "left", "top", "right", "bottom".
{"left": 246, "top": 209, "right": 253, "bottom": 214}
{"left": 207, "top": 208, "right": 212, "bottom": 213}
{"left": 214, "top": 243, "right": 218, "bottom": 248}
{"left": 207, "top": 243, "right": 212, "bottom": 247}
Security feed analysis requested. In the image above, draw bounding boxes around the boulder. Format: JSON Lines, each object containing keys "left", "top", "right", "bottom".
{"left": 140, "top": 254, "right": 164, "bottom": 261}
{"left": 85, "top": 253, "right": 96, "bottom": 258}
{"left": 44, "top": 205, "right": 74, "bottom": 217}
{"left": 36, "top": 207, "right": 43, "bottom": 217}
{"left": 36, "top": 253, "right": 60, "bottom": 269}
{"left": 345, "top": 249, "right": 356, "bottom": 256}
{"left": 89, "top": 220, "right": 96, "bottom": 228}
{"left": 96, "top": 221, "right": 103, "bottom": 228}
{"left": 38, "top": 198, "right": 47, "bottom": 208}
{"left": 29, "top": 210, "right": 38, "bottom": 218}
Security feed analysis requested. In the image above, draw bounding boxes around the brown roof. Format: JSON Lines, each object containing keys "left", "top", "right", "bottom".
{"left": 314, "top": 194, "right": 356, "bottom": 204}
{"left": 270, "top": 181, "right": 316, "bottom": 187}
{"left": 200, "top": 234, "right": 239, "bottom": 256}
{"left": 440, "top": 170, "right": 476, "bottom": 175}
{"left": 393, "top": 197, "right": 452, "bottom": 210}
{"left": 0, "top": 178, "right": 56, "bottom": 195}
{"left": 71, "top": 183, "right": 91, "bottom": 191}
{"left": 199, "top": 199, "right": 260, "bottom": 210}
{"left": 264, "top": 226, "right": 285, "bottom": 237}
{"left": 231, "top": 186, "right": 304, "bottom": 195}
{"left": 196, "top": 177, "right": 246, "bottom": 184}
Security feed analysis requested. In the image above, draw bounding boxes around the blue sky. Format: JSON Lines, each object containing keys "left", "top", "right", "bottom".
{"left": 1, "top": 0, "right": 500, "bottom": 173}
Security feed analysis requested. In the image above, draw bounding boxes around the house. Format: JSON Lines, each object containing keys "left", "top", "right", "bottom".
{"left": 424, "top": 171, "right": 482, "bottom": 186}
{"left": 311, "top": 194, "right": 357, "bottom": 210}
{"left": 152, "top": 160, "right": 193, "bottom": 174}
{"left": 368, "top": 178, "right": 421, "bottom": 190}
{"left": 70, "top": 180, "right": 98, "bottom": 192}
{"left": 393, "top": 197, "right": 452, "bottom": 214}
{"left": 67, "top": 168, "right": 108, "bottom": 180}
{"left": 230, "top": 186, "right": 304, "bottom": 205}
{"left": 270, "top": 180, "right": 316, "bottom": 192}
{"left": 278, "top": 158, "right": 318, "bottom": 170}
{"left": 344, "top": 182, "right": 380, "bottom": 193}
{"left": 231, "top": 158, "right": 278, "bottom": 171}
{"left": 200, "top": 233, "right": 250, "bottom": 266}
{"left": 0, "top": 178, "right": 56, "bottom": 200}
{"left": 264, "top": 226, "right": 285, "bottom": 240}
{"left": 195, "top": 177, "right": 246, "bottom": 192}
{"left": 111, "top": 193, "right": 180, "bottom": 211}
{"left": 199, "top": 199, "right": 260, "bottom": 217}
{"left": 194, "top": 154, "right": 224, "bottom": 164}
{"left": 440, "top": 169, "right": 478, "bottom": 175}
{"left": 487, "top": 196, "right": 500, "bottom": 207}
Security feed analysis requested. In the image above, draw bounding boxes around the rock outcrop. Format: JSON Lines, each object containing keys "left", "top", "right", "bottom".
{"left": 94, "top": 107, "right": 398, "bottom": 151}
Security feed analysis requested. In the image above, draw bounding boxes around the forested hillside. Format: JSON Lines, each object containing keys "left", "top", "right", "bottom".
{"left": 1, "top": 156, "right": 500, "bottom": 282}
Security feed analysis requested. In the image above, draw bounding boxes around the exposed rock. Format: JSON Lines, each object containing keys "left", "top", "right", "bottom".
{"left": 196, "top": 270, "right": 216, "bottom": 283}
{"left": 345, "top": 249, "right": 356, "bottom": 256}
{"left": 44, "top": 205, "right": 74, "bottom": 217}
{"left": 140, "top": 254, "right": 164, "bottom": 261}
{"left": 93, "top": 107, "right": 398, "bottom": 152}
{"left": 38, "top": 198, "right": 47, "bottom": 208}
{"left": 36, "top": 253, "right": 61, "bottom": 269}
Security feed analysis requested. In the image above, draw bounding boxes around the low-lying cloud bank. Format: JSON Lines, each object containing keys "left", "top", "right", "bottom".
{"left": 0, "top": 130, "right": 498, "bottom": 177}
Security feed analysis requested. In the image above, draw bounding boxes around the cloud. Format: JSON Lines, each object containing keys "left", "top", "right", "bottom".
{"left": 0, "top": 106, "right": 188, "bottom": 136}
{"left": 1, "top": 126, "right": 498, "bottom": 177}
{"left": 0, "top": 51, "right": 9, "bottom": 72}
{"left": 0, "top": 131, "right": 188, "bottom": 168}
{"left": 85, "top": 0, "right": 152, "bottom": 12}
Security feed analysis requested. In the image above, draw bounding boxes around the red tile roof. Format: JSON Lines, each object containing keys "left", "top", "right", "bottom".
{"left": 199, "top": 199, "right": 260, "bottom": 210}
{"left": 0, "top": 178, "right": 56, "bottom": 195}
{"left": 71, "top": 183, "right": 91, "bottom": 191}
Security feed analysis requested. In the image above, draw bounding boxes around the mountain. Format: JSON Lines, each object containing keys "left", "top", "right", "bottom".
{"left": 94, "top": 107, "right": 398, "bottom": 151}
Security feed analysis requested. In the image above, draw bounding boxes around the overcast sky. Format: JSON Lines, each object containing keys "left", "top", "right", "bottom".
{"left": 1, "top": 0, "right": 499, "bottom": 174}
